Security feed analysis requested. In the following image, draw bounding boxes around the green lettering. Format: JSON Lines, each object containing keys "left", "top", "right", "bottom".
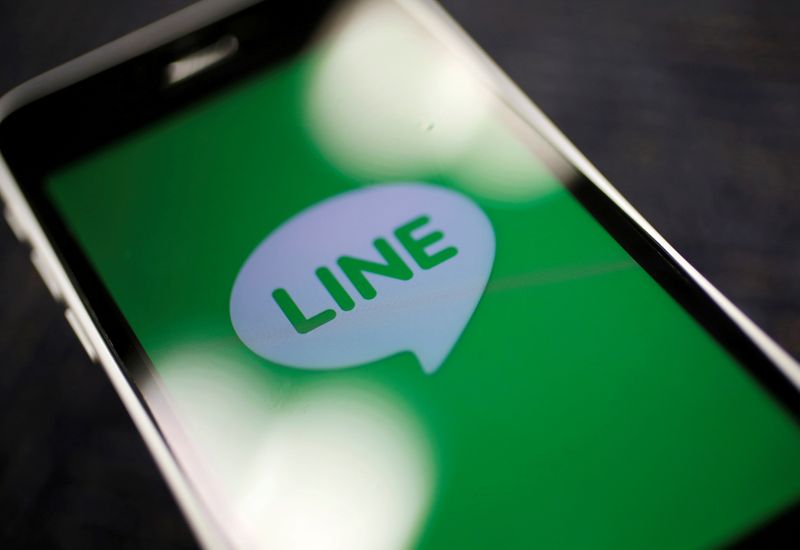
{"left": 272, "top": 288, "right": 336, "bottom": 334}
{"left": 337, "top": 238, "right": 413, "bottom": 300}
{"left": 395, "top": 215, "right": 458, "bottom": 269}
{"left": 316, "top": 267, "right": 355, "bottom": 311}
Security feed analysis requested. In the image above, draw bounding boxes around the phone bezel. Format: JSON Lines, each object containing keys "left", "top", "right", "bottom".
{"left": 1, "top": 0, "right": 799, "bottom": 545}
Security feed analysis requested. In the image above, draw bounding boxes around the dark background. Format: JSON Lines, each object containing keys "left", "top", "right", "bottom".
{"left": 1, "top": 0, "right": 798, "bottom": 547}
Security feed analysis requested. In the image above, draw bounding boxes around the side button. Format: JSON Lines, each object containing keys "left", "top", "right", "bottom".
{"left": 3, "top": 206, "right": 27, "bottom": 241}
{"left": 31, "top": 250, "right": 63, "bottom": 300}
{"left": 65, "top": 309, "right": 98, "bottom": 363}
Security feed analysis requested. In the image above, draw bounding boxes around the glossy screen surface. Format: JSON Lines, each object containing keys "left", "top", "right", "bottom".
{"left": 46, "top": 1, "right": 800, "bottom": 548}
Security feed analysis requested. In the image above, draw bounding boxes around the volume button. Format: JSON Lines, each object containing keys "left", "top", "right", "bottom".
{"left": 65, "top": 309, "right": 98, "bottom": 362}
{"left": 3, "top": 206, "right": 27, "bottom": 241}
{"left": 30, "top": 249, "right": 63, "bottom": 300}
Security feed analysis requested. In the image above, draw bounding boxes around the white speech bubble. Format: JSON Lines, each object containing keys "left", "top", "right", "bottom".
{"left": 230, "top": 183, "right": 494, "bottom": 374}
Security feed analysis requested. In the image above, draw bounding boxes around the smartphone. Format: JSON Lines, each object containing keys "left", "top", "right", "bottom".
{"left": 2, "top": 0, "right": 800, "bottom": 547}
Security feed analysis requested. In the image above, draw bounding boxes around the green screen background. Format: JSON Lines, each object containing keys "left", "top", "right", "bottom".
{"left": 47, "top": 51, "right": 800, "bottom": 548}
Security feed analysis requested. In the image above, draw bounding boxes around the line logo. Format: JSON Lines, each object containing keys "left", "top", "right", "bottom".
{"left": 230, "top": 183, "right": 495, "bottom": 374}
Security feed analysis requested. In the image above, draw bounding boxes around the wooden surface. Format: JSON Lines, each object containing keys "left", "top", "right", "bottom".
{"left": 1, "top": 0, "right": 799, "bottom": 547}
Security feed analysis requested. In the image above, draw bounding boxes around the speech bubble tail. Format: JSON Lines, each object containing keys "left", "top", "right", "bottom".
{"left": 413, "top": 349, "right": 447, "bottom": 375}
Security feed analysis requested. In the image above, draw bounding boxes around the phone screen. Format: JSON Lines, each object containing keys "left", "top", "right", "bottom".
{"left": 42, "top": 1, "right": 800, "bottom": 548}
